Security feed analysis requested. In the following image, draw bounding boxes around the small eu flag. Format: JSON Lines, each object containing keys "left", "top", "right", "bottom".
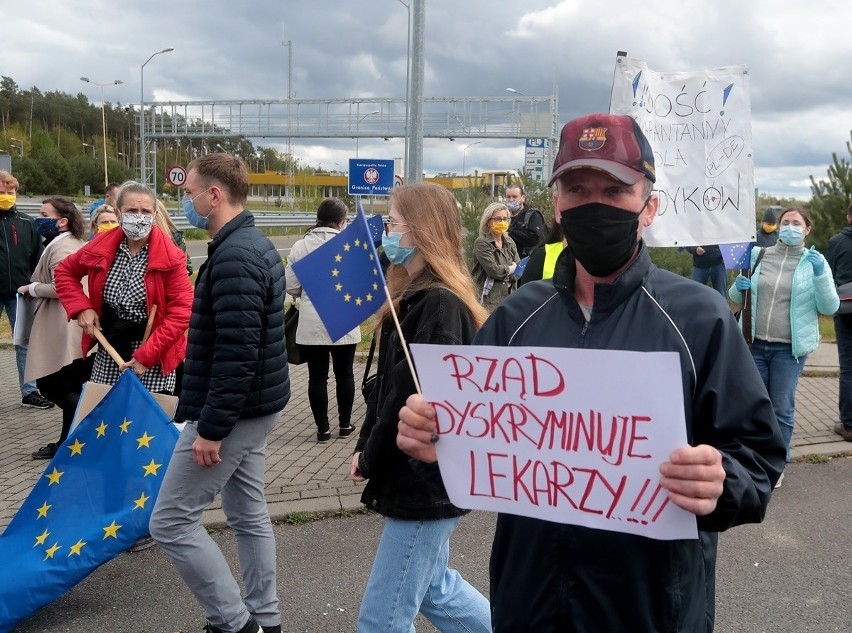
{"left": 720, "top": 242, "right": 753, "bottom": 270}
{"left": 366, "top": 214, "right": 384, "bottom": 247}
{"left": 292, "top": 206, "right": 387, "bottom": 342}
{"left": 0, "top": 371, "right": 179, "bottom": 630}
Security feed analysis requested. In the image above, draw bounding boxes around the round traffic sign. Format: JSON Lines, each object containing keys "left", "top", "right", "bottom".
{"left": 167, "top": 165, "right": 187, "bottom": 187}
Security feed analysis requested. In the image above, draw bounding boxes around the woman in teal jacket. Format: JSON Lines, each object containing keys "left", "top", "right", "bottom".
{"left": 730, "top": 207, "right": 839, "bottom": 481}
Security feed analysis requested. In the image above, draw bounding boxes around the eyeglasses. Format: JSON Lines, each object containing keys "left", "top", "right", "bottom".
{"left": 491, "top": 216, "right": 510, "bottom": 222}
{"left": 383, "top": 219, "right": 411, "bottom": 235}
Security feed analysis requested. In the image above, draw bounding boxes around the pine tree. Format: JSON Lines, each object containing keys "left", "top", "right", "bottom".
{"left": 809, "top": 131, "right": 852, "bottom": 251}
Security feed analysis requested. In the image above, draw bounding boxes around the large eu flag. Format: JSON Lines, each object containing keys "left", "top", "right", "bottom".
{"left": 0, "top": 371, "right": 179, "bottom": 630}
{"left": 292, "top": 207, "right": 387, "bottom": 342}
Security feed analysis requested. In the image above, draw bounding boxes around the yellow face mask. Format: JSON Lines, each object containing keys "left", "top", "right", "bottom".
{"left": 762, "top": 222, "right": 777, "bottom": 233}
{"left": 490, "top": 220, "right": 510, "bottom": 235}
{"left": 0, "top": 193, "right": 16, "bottom": 211}
{"left": 96, "top": 222, "right": 119, "bottom": 233}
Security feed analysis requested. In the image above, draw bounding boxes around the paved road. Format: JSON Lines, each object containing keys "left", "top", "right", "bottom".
{"left": 2, "top": 343, "right": 850, "bottom": 631}
{"left": 12, "top": 458, "right": 852, "bottom": 632}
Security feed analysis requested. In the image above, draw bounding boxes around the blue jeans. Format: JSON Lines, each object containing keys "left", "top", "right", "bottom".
{"left": 750, "top": 340, "right": 806, "bottom": 462}
{"left": 1, "top": 296, "right": 37, "bottom": 396}
{"left": 357, "top": 516, "right": 491, "bottom": 633}
{"left": 691, "top": 264, "right": 728, "bottom": 297}
{"left": 835, "top": 314, "right": 852, "bottom": 430}
{"left": 150, "top": 413, "right": 281, "bottom": 633}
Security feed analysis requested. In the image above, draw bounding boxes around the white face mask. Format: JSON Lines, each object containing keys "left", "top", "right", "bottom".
{"left": 120, "top": 213, "right": 154, "bottom": 241}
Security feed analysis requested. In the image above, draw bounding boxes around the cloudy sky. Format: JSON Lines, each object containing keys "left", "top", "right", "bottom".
{"left": 5, "top": 0, "right": 852, "bottom": 199}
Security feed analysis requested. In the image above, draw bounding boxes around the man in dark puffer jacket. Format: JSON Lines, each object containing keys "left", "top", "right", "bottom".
{"left": 151, "top": 153, "right": 289, "bottom": 633}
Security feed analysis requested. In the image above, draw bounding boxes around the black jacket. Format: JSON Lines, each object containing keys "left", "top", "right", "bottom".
{"left": 827, "top": 225, "right": 852, "bottom": 286}
{"left": 685, "top": 244, "right": 724, "bottom": 268}
{"left": 356, "top": 284, "right": 476, "bottom": 520}
{"left": 508, "top": 204, "right": 547, "bottom": 258}
{"left": 178, "top": 212, "right": 290, "bottom": 440}
{"left": 479, "top": 244, "right": 785, "bottom": 632}
{"left": 0, "top": 207, "right": 42, "bottom": 298}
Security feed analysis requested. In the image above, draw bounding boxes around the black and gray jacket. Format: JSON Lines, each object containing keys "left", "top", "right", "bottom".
{"left": 479, "top": 243, "right": 785, "bottom": 632}
{"left": 178, "top": 211, "right": 290, "bottom": 440}
{"left": 0, "top": 207, "right": 42, "bottom": 298}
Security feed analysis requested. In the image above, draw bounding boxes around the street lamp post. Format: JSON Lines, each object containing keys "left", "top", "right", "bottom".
{"left": 397, "top": 0, "right": 411, "bottom": 179}
{"left": 82, "top": 142, "right": 96, "bottom": 158}
{"left": 140, "top": 47, "right": 175, "bottom": 189}
{"left": 81, "top": 77, "right": 124, "bottom": 189}
{"left": 505, "top": 87, "right": 526, "bottom": 96}
{"left": 355, "top": 110, "right": 381, "bottom": 158}
{"left": 8, "top": 137, "right": 23, "bottom": 158}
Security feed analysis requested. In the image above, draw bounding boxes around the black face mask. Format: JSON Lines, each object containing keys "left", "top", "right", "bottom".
{"left": 560, "top": 201, "right": 645, "bottom": 277}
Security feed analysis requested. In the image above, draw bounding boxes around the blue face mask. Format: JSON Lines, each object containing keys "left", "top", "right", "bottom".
{"left": 182, "top": 188, "right": 213, "bottom": 229}
{"left": 381, "top": 231, "right": 416, "bottom": 265}
{"left": 35, "top": 217, "right": 61, "bottom": 239}
{"left": 182, "top": 197, "right": 208, "bottom": 229}
{"left": 779, "top": 225, "right": 805, "bottom": 246}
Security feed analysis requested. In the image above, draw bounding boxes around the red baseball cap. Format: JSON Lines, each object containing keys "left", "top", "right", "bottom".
{"left": 548, "top": 114, "right": 656, "bottom": 186}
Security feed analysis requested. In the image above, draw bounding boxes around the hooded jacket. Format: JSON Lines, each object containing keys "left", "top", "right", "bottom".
{"left": 55, "top": 226, "right": 192, "bottom": 374}
{"left": 478, "top": 243, "right": 785, "bottom": 632}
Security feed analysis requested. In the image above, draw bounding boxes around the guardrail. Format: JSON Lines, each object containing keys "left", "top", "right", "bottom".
{"left": 13, "top": 201, "right": 319, "bottom": 230}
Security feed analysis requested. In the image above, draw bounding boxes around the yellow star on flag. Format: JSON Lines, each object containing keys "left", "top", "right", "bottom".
{"left": 344, "top": 293, "right": 351, "bottom": 302}
{"left": 354, "top": 238, "right": 361, "bottom": 247}
{"left": 68, "top": 539, "right": 87, "bottom": 556}
{"left": 102, "top": 520, "right": 121, "bottom": 539}
{"left": 372, "top": 282, "right": 379, "bottom": 290}
{"left": 133, "top": 492, "right": 150, "bottom": 510}
{"left": 95, "top": 421, "right": 108, "bottom": 437}
{"left": 136, "top": 432, "right": 154, "bottom": 449}
{"left": 45, "top": 467, "right": 63, "bottom": 486}
{"left": 343, "top": 243, "right": 351, "bottom": 251}
{"left": 143, "top": 459, "right": 162, "bottom": 477}
{"left": 366, "top": 293, "right": 373, "bottom": 302}
{"left": 34, "top": 529, "right": 50, "bottom": 547}
{"left": 44, "top": 543, "right": 61, "bottom": 560}
{"left": 120, "top": 418, "right": 132, "bottom": 434}
{"left": 37, "top": 501, "right": 51, "bottom": 519}
{"left": 331, "top": 268, "right": 340, "bottom": 277}
{"left": 335, "top": 283, "right": 342, "bottom": 291}
{"left": 355, "top": 297, "right": 363, "bottom": 306}
{"left": 68, "top": 438, "right": 85, "bottom": 456}
{"left": 334, "top": 254, "right": 342, "bottom": 262}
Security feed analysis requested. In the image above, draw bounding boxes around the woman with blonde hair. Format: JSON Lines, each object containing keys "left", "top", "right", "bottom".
{"left": 470, "top": 202, "right": 520, "bottom": 310}
{"left": 90, "top": 204, "right": 119, "bottom": 236}
{"left": 351, "top": 182, "right": 491, "bottom": 632}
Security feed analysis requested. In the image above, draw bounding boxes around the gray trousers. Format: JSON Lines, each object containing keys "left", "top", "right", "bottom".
{"left": 150, "top": 412, "right": 281, "bottom": 632}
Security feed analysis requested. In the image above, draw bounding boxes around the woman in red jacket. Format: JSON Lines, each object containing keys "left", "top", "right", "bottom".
{"left": 55, "top": 181, "right": 193, "bottom": 395}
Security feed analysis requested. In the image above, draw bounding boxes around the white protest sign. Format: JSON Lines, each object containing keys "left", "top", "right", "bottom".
{"left": 610, "top": 58, "right": 755, "bottom": 247}
{"left": 410, "top": 344, "right": 698, "bottom": 541}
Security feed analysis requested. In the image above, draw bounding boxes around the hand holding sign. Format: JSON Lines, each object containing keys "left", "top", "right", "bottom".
{"left": 407, "top": 344, "right": 699, "bottom": 541}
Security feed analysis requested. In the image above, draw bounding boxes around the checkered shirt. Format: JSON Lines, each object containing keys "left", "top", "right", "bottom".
{"left": 90, "top": 241, "right": 175, "bottom": 393}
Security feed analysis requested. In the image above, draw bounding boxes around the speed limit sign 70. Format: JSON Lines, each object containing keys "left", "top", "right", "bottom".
{"left": 167, "top": 165, "right": 187, "bottom": 187}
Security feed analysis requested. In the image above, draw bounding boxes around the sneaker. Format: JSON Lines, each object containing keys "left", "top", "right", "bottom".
{"left": 316, "top": 429, "right": 332, "bottom": 443}
{"left": 31, "top": 443, "right": 57, "bottom": 460}
{"left": 339, "top": 424, "right": 356, "bottom": 438}
{"left": 834, "top": 423, "right": 852, "bottom": 442}
{"left": 127, "top": 535, "right": 156, "bottom": 553}
{"left": 22, "top": 392, "right": 55, "bottom": 409}
{"left": 203, "top": 617, "right": 264, "bottom": 633}
{"left": 774, "top": 471, "right": 785, "bottom": 489}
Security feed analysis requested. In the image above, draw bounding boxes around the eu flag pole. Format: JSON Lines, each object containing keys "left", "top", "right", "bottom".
{"left": 292, "top": 199, "right": 421, "bottom": 393}
{"left": 0, "top": 371, "right": 179, "bottom": 630}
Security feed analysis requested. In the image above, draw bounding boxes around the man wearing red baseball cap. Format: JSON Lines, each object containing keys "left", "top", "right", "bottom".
{"left": 397, "top": 113, "right": 785, "bottom": 631}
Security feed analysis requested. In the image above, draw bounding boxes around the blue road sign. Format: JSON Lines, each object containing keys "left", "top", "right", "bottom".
{"left": 348, "top": 159, "right": 395, "bottom": 196}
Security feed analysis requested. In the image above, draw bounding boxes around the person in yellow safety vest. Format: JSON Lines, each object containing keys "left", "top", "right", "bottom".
{"left": 518, "top": 218, "right": 567, "bottom": 285}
